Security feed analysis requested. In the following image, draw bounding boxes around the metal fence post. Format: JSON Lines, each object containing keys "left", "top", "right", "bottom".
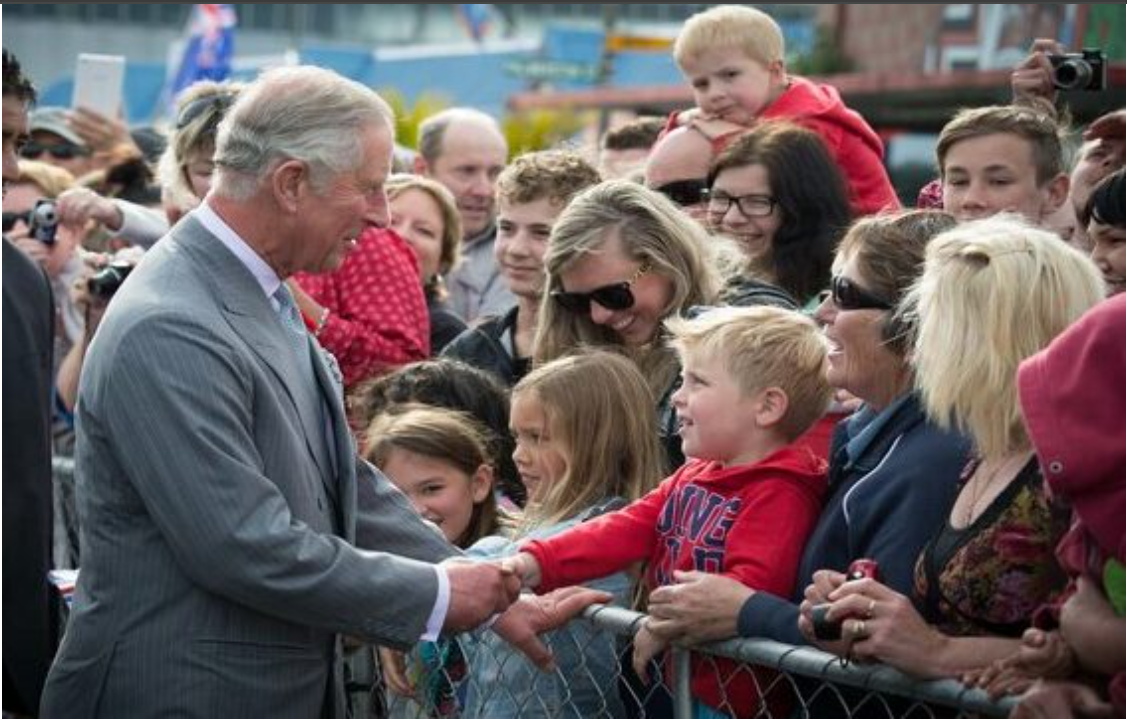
{"left": 671, "top": 646, "right": 693, "bottom": 719}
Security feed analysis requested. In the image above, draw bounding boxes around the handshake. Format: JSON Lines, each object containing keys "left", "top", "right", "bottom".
{"left": 439, "top": 553, "right": 602, "bottom": 671}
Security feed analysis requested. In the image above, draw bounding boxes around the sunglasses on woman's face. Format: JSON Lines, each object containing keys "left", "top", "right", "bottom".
{"left": 653, "top": 179, "right": 708, "bottom": 208}
{"left": 175, "top": 93, "right": 236, "bottom": 132}
{"left": 829, "top": 274, "right": 893, "bottom": 311}
{"left": 2, "top": 210, "right": 32, "bottom": 233}
{"left": 552, "top": 262, "right": 651, "bottom": 315}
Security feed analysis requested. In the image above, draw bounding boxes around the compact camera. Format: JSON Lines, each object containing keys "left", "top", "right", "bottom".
{"left": 87, "top": 260, "right": 134, "bottom": 298}
{"left": 810, "top": 558, "right": 881, "bottom": 642}
{"left": 1049, "top": 49, "right": 1107, "bottom": 92}
{"left": 29, "top": 199, "right": 59, "bottom": 244}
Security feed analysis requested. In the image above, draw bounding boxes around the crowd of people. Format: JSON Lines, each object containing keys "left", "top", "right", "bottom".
{"left": 3, "top": 4, "right": 1123, "bottom": 718}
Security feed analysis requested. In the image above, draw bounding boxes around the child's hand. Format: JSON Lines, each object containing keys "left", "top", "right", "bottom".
{"left": 676, "top": 107, "right": 703, "bottom": 126}
{"left": 687, "top": 115, "right": 747, "bottom": 141}
{"left": 632, "top": 623, "right": 669, "bottom": 683}
{"left": 377, "top": 646, "right": 415, "bottom": 698}
{"left": 501, "top": 552, "right": 542, "bottom": 589}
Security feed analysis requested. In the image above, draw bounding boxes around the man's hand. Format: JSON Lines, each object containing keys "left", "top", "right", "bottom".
{"left": 491, "top": 586, "right": 613, "bottom": 671}
{"left": 1011, "top": 38, "right": 1062, "bottom": 112}
{"left": 441, "top": 559, "right": 521, "bottom": 633}
{"left": 646, "top": 571, "right": 751, "bottom": 645}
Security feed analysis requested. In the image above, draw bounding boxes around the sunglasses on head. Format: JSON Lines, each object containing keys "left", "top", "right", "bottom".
{"left": 19, "top": 142, "right": 88, "bottom": 161}
{"left": 552, "top": 262, "right": 651, "bottom": 315}
{"left": 653, "top": 179, "right": 708, "bottom": 208}
{"left": 828, "top": 274, "right": 893, "bottom": 311}
{"left": 176, "top": 93, "right": 236, "bottom": 132}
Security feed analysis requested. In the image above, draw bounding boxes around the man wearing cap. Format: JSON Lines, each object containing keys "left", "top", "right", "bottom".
{"left": 26, "top": 107, "right": 95, "bottom": 179}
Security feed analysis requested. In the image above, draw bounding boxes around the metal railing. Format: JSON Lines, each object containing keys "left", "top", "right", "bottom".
{"left": 366, "top": 603, "right": 1018, "bottom": 719}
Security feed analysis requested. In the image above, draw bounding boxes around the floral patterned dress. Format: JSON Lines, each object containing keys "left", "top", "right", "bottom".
{"left": 913, "top": 457, "right": 1070, "bottom": 637}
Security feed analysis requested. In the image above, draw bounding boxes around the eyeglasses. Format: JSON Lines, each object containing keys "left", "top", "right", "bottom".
{"left": 552, "top": 262, "right": 651, "bottom": 314}
{"left": 705, "top": 190, "right": 777, "bottom": 218}
{"left": 19, "top": 142, "right": 89, "bottom": 161}
{"left": 2, "top": 210, "right": 31, "bottom": 233}
{"left": 827, "top": 274, "right": 893, "bottom": 311}
{"left": 175, "top": 93, "right": 236, "bottom": 132}
{"left": 653, "top": 179, "right": 708, "bottom": 208}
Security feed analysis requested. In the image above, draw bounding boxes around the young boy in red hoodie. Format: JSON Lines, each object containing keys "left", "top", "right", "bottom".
{"left": 666, "top": 5, "right": 899, "bottom": 215}
{"left": 506, "top": 305, "right": 831, "bottom": 716}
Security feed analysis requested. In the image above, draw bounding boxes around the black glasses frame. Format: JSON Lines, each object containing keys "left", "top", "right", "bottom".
{"left": 704, "top": 189, "right": 777, "bottom": 218}
{"left": 2, "top": 210, "right": 31, "bottom": 233}
{"left": 829, "top": 275, "right": 893, "bottom": 311}
{"left": 551, "top": 262, "right": 651, "bottom": 315}
{"left": 175, "top": 93, "right": 236, "bottom": 132}
{"left": 653, "top": 179, "right": 708, "bottom": 208}
{"left": 19, "top": 141, "right": 89, "bottom": 161}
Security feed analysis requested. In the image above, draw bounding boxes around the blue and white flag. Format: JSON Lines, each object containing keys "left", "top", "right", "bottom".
{"left": 163, "top": 4, "right": 237, "bottom": 117}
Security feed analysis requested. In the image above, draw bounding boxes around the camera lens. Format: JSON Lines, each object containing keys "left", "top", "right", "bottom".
{"left": 1054, "top": 59, "right": 1092, "bottom": 92}
{"left": 30, "top": 199, "right": 59, "bottom": 244}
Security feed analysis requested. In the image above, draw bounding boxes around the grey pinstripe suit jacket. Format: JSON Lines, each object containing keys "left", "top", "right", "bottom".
{"left": 41, "top": 214, "right": 455, "bottom": 718}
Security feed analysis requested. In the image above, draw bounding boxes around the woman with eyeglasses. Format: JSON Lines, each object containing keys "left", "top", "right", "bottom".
{"left": 706, "top": 122, "right": 852, "bottom": 310}
{"left": 644, "top": 212, "right": 973, "bottom": 694}
{"left": 534, "top": 179, "right": 723, "bottom": 468}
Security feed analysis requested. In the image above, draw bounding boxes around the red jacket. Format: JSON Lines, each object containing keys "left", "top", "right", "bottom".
{"left": 294, "top": 228, "right": 429, "bottom": 388}
{"left": 524, "top": 447, "right": 827, "bottom": 714}
{"left": 761, "top": 76, "right": 899, "bottom": 215}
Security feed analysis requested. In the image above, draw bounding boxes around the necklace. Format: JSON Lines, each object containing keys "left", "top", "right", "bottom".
{"left": 959, "top": 453, "right": 1028, "bottom": 527}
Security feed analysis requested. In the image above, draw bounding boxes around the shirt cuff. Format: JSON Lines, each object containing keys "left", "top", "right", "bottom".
{"left": 422, "top": 564, "right": 450, "bottom": 641}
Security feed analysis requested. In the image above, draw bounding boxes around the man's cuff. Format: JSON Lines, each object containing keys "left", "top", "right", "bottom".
{"left": 422, "top": 564, "right": 450, "bottom": 641}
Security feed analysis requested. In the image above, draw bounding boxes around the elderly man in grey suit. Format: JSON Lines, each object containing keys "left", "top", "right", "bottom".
{"left": 41, "top": 66, "right": 606, "bottom": 718}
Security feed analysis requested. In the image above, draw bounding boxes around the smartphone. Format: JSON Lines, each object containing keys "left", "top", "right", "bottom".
{"left": 72, "top": 53, "right": 125, "bottom": 118}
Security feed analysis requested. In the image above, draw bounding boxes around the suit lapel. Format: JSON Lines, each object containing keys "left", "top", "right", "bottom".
{"left": 174, "top": 218, "right": 338, "bottom": 493}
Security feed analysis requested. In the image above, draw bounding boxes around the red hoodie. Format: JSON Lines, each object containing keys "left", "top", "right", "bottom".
{"left": 1018, "top": 294, "right": 1125, "bottom": 714}
{"left": 524, "top": 446, "right": 827, "bottom": 715}
{"left": 760, "top": 76, "right": 899, "bottom": 215}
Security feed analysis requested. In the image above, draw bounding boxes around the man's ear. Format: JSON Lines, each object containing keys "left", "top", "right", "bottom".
{"left": 471, "top": 464, "right": 494, "bottom": 504}
{"left": 271, "top": 159, "right": 308, "bottom": 214}
{"left": 1041, "top": 172, "right": 1071, "bottom": 217}
{"left": 413, "top": 155, "right": 429, "bottom": 176}
{"left": 755, "top": 387, "right": 790, "bottom": 428}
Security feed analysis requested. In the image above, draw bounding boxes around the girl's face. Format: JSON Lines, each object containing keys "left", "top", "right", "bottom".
{"left": 380, "top": 448, "right": 491, "bottom": 545}
{"left": 509, "top": 391, "right": 568, "bottom": 504}
{"left": 556, "top": 232, "right": 676, "bottom": 347}
{"left": 389, "top": 188, "right": 445, "bottom": 283}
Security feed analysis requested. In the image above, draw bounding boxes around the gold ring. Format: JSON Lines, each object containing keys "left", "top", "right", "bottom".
{"left": 867, "top": 599, "right": 876, "bottom": 619}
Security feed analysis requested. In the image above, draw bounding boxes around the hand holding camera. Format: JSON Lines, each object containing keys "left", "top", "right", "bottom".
{"left": 809, "top": 559, "right": 881, "bottom": 641}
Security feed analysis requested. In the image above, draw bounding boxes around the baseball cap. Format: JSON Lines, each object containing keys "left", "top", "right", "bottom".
{"left": 29, "top": 106, "right": 87, "bottom": 148}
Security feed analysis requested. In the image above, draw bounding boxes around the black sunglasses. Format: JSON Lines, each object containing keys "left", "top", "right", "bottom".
{"left": 19, "top": 142, "right": 89, "bottom": 160}
{"left": 828, "top": 275, "right": 893, "bottom": 311}
{"left": 2, "top": 210, "right": 31, "bottom": 233}
{"left": 552, "top": 262, "right": 651, "bottom": 315}
{"left": 176, "top": 93, "right": 236, "bottom": 132}
{"left": 653, "top": 179, "right": 708, "bottom": 208}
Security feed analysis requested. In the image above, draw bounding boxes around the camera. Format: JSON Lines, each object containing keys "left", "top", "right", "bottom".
{"left": 810, "top": 558, "right": 881, "bottom": 642}
{"left": 29, "top": 199, "right": 59, "bottom": 244}
{"left": 87, "top": 260, "right": 134, "bottom": 299}
{"left": 1049, "top": 49, "right": 1107, "bottom": 92}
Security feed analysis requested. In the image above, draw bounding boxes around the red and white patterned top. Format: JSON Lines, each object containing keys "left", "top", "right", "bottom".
{"left": 294, "top": 227, "right": 429, "bottom": 389}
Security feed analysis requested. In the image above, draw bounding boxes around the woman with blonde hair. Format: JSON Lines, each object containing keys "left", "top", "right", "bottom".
{"left": 801, "top": 214, "right": 1105, "bottom": 680}
{"left": 387, "top": 173, "right": 467, "bottom": 353}
{"left": 535, "top": 179, "right": 722, "bottom": 465}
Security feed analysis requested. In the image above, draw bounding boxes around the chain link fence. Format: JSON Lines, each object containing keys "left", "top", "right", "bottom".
{"left": 362, "top": 603, "right": 1018, "bottom": 719}
{"left": 51, "top": 458, "right": 1018, "bottom": 718}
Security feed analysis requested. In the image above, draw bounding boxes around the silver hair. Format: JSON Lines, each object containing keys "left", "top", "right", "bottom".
{"left": 416, "top": 107, "right": 504, "bottom": 165}
{"left": 212, "top": 65, "right": 394, "bottom": 200}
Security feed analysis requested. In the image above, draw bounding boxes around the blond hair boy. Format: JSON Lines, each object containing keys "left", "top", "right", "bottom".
{"left": 508, "top": 305, "right": 832, "bottom": 716}
{"left": 669, "top": 5, "right": 898, "bottom": 214}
